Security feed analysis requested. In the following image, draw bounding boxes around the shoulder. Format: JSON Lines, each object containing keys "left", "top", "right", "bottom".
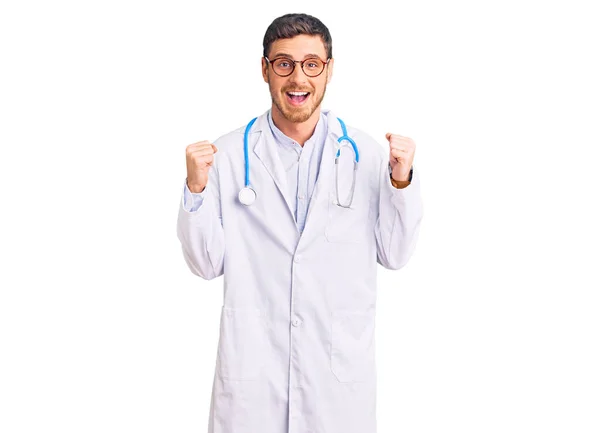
{"left": 212, "top": 111, "right": 269, "bottom": 156}
{"left": 324, "top": 110, "right": 387, "bottom": 164}
{"left": 206, "top": 124, "right": 248, "bottom": 175}
{"left": 212, "top": 125, "right": 246, "bottom": 154}
{"left": 344, "top": 124, "right": 388, "bottom": 166}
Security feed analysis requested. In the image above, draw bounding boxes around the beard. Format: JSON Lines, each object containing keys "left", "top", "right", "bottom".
{"left": 269, "top": 81, "right": 327, "bottom": 123}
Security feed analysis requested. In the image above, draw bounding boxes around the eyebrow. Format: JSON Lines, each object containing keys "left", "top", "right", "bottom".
{"left": 271, "top": 52, "right": 323, "bottom": 59}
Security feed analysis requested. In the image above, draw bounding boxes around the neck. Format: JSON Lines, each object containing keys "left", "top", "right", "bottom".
{"left": 271, "top": 105, "right": 321, "bottom": 147}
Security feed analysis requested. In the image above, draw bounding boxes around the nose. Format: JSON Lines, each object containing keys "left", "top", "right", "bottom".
{"left": 288, "top": 61, "right": 308, "bottom": 84}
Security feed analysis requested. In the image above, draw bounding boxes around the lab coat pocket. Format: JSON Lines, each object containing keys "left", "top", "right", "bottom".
{"left": 331, "top": 310, "right": 375, "bottom": 383}
{"left": 217, "top": 306, "right": 265, "bottom": 381}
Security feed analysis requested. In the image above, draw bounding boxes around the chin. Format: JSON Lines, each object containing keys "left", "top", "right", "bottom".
{"left": 275, "top": 99, "right": 316, "bottom": 123}
{"left": 284, "top": 109, "right": 313, "bottom": 123}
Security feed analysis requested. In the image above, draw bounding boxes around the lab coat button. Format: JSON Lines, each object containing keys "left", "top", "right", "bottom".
{"left": 292, "top": 318, "right": 302, "bottom": 327}
{"left": 294, "top": 255, "right": 301, "bottom": 263}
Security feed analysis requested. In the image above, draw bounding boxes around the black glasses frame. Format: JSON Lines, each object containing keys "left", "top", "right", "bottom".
{"left": 264, "top": 56, "right": 331, "bottom": 77}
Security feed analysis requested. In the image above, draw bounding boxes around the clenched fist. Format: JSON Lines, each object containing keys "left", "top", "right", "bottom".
{"left": 186, "top": 140, "right": 218, "bottom": 193}
{"left": 385, "top": 133, "right": 415, "bottom": 183}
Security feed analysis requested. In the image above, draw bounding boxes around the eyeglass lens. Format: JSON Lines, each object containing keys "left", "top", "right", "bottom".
{"left": 271, "top": 58, "right": 325, "bottom": 77}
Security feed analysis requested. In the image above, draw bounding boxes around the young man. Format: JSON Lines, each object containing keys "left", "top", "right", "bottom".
{"left": 177, "top": 13, "right": 423, "bottom": 433}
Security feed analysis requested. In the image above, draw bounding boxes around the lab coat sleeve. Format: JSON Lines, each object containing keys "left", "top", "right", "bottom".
{"left": 375, "top": 158, "right": 424, "bottom": 270}
{"left": 182, "top": 180, "right": 206, "bottom": 212}
{"left": 176, "top": 166, "right": 225, "bottom": 280}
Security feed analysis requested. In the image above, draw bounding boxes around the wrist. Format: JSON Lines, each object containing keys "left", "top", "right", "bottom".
{"left": 390, "top": 176, "right": 410, "bottom": 189}
{"left": 389, "top": 165, "right": 413, "bottom": 188}
{"left": 187, "top": 180, "right": 206, "bottom": 194}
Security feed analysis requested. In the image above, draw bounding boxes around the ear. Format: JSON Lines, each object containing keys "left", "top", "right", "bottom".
{"left": 261, "top": 57, "right": 269, "bottom": 83}
{"left": 326, "top": 57, "right": 334, "bottom": 84}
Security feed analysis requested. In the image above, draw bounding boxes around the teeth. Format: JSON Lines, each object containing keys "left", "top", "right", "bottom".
{"left": 288, "top": 92, "right": 308, "bottom": 96}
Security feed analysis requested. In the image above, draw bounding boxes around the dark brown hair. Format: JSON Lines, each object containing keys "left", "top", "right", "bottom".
{"left": 262, "top": 13, "right": 333, "bottom": 59}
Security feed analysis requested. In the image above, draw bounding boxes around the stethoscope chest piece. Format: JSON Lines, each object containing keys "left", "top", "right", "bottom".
{"left": 238, "top": 187, "right": 256, "bottom": 206}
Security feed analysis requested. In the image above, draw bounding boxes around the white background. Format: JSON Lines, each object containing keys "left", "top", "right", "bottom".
{"left": 1, "top": 0, "right": 599, "bottom": 432}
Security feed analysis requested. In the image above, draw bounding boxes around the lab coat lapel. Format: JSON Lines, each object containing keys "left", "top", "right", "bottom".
{"left": 300, "top": 110, "right": 344, "bottom": 242}
{"left": 252, "top": 113, "right": 298, "bottom": 229}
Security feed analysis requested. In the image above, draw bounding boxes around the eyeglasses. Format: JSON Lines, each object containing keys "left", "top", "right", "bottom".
{"left": 264, "top": 56, "right": 330, "bottom": 77}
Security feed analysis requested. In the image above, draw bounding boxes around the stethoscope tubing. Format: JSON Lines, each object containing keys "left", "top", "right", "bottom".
{"left": 243, "top": 117, "right": 258, "bottom": 188}
{"left": 241, "top": 116, "right": 359, "bottom": 206}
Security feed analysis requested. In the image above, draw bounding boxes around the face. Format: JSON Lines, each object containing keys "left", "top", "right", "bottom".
{"left": 262, "top": 34, "right": 334, "bottom": 123}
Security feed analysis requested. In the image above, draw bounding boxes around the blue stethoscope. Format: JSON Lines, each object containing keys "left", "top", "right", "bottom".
{"left": 238, "top": 116, "right": 359, "bottom": 208}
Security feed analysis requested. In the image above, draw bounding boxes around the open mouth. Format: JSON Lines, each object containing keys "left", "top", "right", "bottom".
{"left": 286, "top": 91, "right": 310, "bottom": 106}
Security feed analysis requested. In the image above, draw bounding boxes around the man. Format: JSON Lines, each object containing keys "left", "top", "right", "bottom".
{"left": 177, "top": 13, "right": 423, "bottom": 433}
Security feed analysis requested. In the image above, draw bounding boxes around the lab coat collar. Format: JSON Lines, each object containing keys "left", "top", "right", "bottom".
{"left": 322, "top": 108, "right": 346, "bottom": 141}
{"left": 251, "top": 108, "right": 344, "bottom": 139}
{"left": 250, "top": 108, "right": 342, "bottom": 240}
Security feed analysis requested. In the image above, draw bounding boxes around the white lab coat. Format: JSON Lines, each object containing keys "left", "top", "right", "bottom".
{"left": 177, "top": 109, "right": 423, "bottom": 433}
